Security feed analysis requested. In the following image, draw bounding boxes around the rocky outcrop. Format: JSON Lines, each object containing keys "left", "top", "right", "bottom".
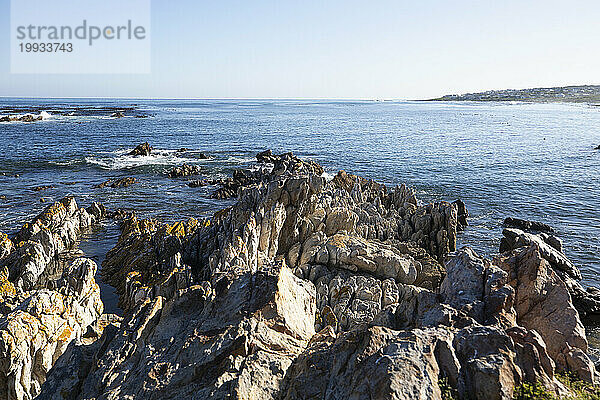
{"left": 453, "top": 199, "right": 469, "bottom": 231}
{"left": 503, "top": 217, "right": 554, "bottom": 233}
{"left": 95, "top": 177, "right": 136, "bottom": 189}
{"left": 2, "top": 198, "right": 105, "bottom": 291}
{"left": 20, "top": 114, "right": 43, "bottom": 122}
{"left": 211, "top": 150, "right": 325, "bottom": 199}
{"left": 44, "top": 262, "right": 315, "bottom": 399}
{"left": 0, "top": 198, "right": 106, "bottom": 400}
{"left": 129, "top": 142, "right": 152, "bottom": 156}
{"left": 495, "top": 246, "right": 592, "bottom": 379}
{"left": 0, "top": 258, "right": 103, "bottom": 400}
{"left": 500, "top": 227, "right": 600, "bottom": 317}
{"left": 168, "top": 164, "right": 202, "bottom": 178}
{"left": 24, "top": 152, "right": 595, "bottom": 399}
{"left": 500, "top": 228, "right": 579, "bottom": 279}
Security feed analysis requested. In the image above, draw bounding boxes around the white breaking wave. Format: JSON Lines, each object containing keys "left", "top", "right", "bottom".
{"left": 321, "top": 171, "right": 335, "bottom": 181}
{"left": 85, "top": 148, "right": 199, "bottom": 170}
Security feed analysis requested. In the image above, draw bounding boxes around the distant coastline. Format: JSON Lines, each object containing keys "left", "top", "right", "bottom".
{"left": 426, "top": 84, "right": 600, "bottom": 103}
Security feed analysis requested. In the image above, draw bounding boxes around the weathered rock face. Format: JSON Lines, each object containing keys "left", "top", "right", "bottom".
{"left": 0, "top": 233, "right": 13, "bottom": 261}
{"left": 441, "top": 248, "right": 516, "bottom": 328}
{"left": 0, "top": 258, "right": 103, "bottom": 400}
{"left": 500, "top": 228, "right": 579, "bottom": 279}
{"left": 2, "top": 198, "right": 105, "bottom": 291}
{"left": 500, "top": 227, "right": 600, "bottom": 317}
{"left": 281, "top": 326, "right": 449, "bottom": 400}
{"left": 0, "top": 198, "right": 106, "bottom": 400}
{"left": 495, "top": 245, "right": 592, "bottom": 379}
{"left": 43, "top": 262, "right": 315, "bottom": 400}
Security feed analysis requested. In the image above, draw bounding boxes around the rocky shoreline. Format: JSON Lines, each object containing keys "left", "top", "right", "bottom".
{"left": 0, "top": 151, "right": 599, "bottom": 399}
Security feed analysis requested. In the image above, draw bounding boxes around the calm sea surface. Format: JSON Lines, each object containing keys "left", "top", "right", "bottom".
{"left": 1, "top": 99, "right": 599, "bottom": 297}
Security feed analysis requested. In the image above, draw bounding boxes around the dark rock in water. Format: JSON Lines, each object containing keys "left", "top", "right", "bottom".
{"left": 95, "top": 177, "right": 137, "bottom": 189}
{"left": 32, "top": 185, "right": 55, "bottom": 192}
{"left": 168, "top": 164, "right": 202, "bottom": 178}
{"left": 176, "top": 148, "right": 209, "bottom": 159}
{"left": 503, "top": 217, "right": 554, "bottom": 233}
{"left": 108, "top": 208, "right": 136, "bottom": 222}
{"left": 0, "top": 195, "right": 6, "bottom": 200}
{"left": 595, "top": 144, "right": 600, "bottom": 150}
{"left": 256, "top": 149, "right": 277, "bottom": 163}
{"left": 188, "top": 179, "right": 208, "bottom": 188}
{"left": 129, "top": 142, "right": 152, "bottom": 156}
{"left": 110, "top": 112, "right": 125, "bottom": 118}
{"left": 0, "top": 116, "right": 10, "bottom": 122}
{"left": 453, "top": 199, "right": 469, "bottom": 231}
{"left": 19, "top": 114, "right": 42, "bottom": 122}
{"left": 14, "top": 174, "right": 20, "bottom": 178}
{"left": 134, "top": 114, "right": 148, "bottom": 118}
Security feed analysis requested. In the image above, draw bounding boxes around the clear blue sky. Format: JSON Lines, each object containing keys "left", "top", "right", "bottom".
{"left": 1, "top": 0, "right": 599, "bottom": 99}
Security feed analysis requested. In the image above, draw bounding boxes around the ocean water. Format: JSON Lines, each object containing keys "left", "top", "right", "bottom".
{"left": 1, "top": 98, "right": 599, "bottom": 296}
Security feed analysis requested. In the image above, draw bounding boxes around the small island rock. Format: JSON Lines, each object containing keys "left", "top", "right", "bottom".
{"left": 129, "top": 142, "right": 152, "bottom": 156}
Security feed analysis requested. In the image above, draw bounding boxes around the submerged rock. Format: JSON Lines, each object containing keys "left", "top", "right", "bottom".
{"left": 168, "top": 164, "right": 202, "bottom": 178}
{"left": 188, "top": 179, "right": 209, "bottom": 188}
{"left": 32, "top": 185, "right": 55, "bottom": 192}
{"left": 129, "top": 142, "right": 152, "bottom": 156}
{"left": 95, "top": 177, "right": 137, "bottom": 188}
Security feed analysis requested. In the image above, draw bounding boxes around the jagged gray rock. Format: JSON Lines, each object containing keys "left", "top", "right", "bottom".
{"left": 500, "top": 227, "right": 600, "bottom": 317}
{"left": 0, "top": 258, "right": 103, "bottom": 400}
{"left": 2, "top": 197, "right": 105, "bottom": 291}
{"left": 23, "top": 152, "right": 594, "bottom": 399}
{"left": 500, "top": 228, "right": 580, "bottom": 279}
